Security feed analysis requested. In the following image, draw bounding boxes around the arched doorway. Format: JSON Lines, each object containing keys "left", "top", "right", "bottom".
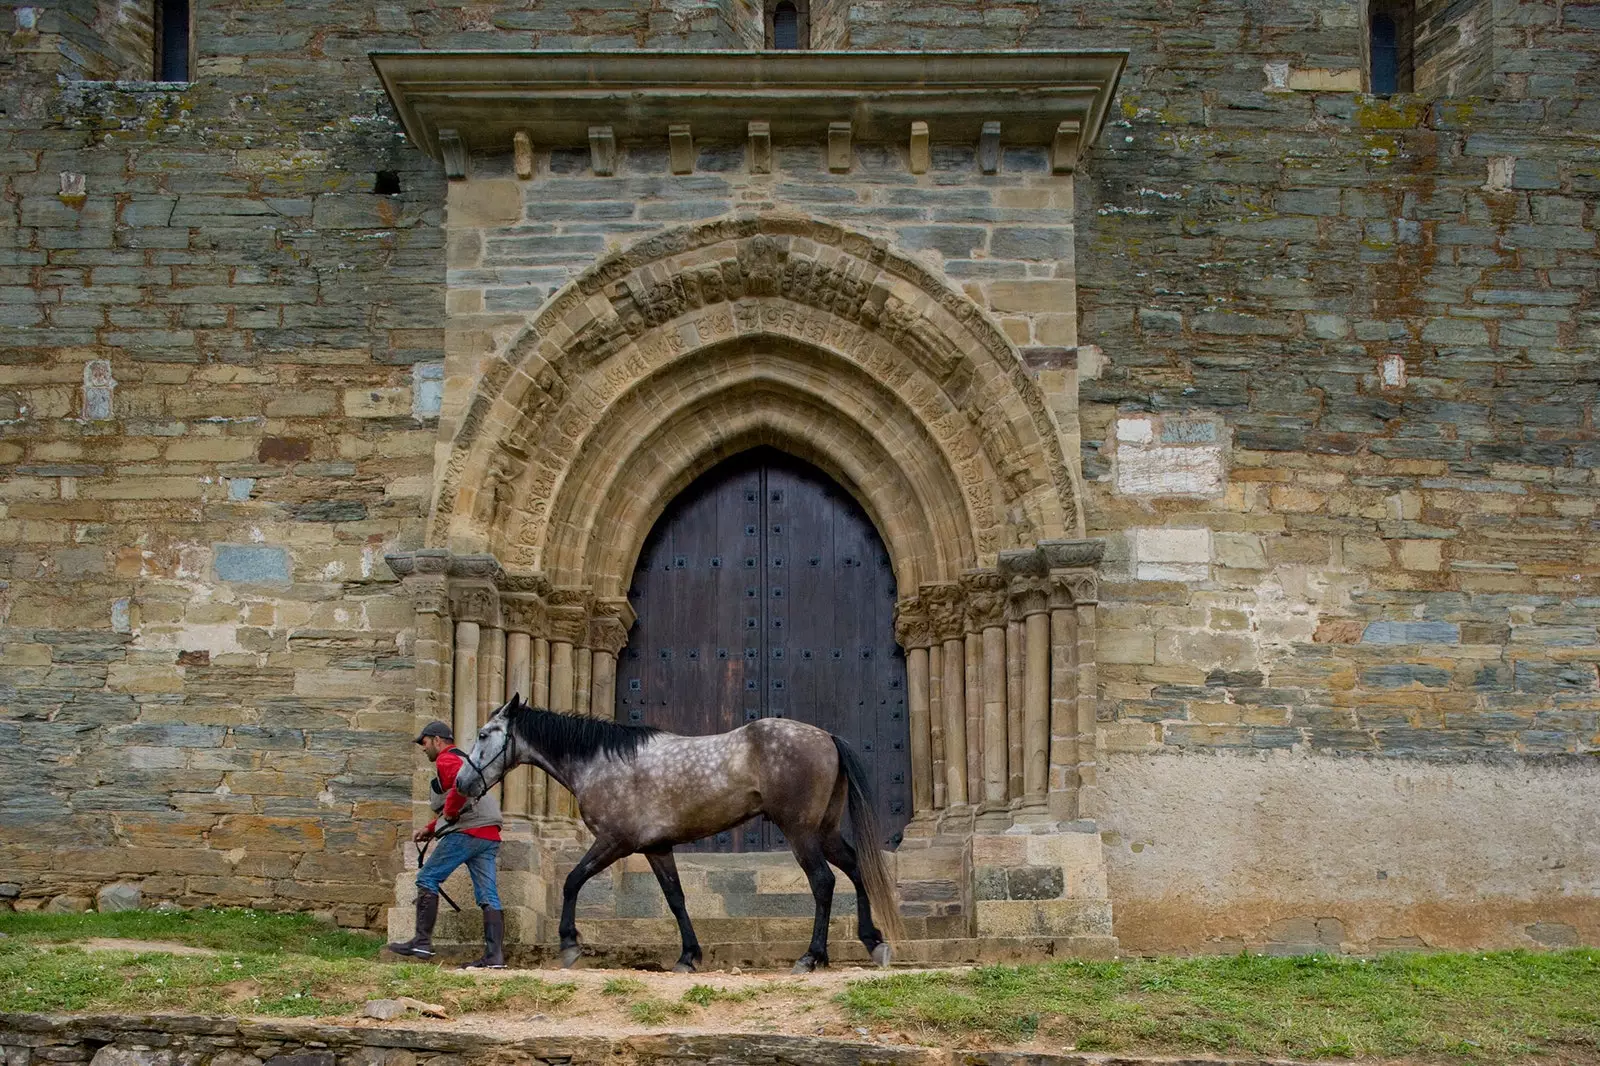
{"left": 618, "top": 448, "right": 911, "bottom": 852}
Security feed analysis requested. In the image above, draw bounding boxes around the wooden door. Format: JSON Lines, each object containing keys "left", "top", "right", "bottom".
{"left": 617, "top": 448, "right": 910, "bottom": 852}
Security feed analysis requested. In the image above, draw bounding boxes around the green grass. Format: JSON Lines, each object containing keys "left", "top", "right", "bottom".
{"left": 601, "top": 976, "right": 646, "bottom": 997}
{"left": 0, "top": 908, "right": 381, "bottom": 959}
{"left": 838, "top": 951, "right": 1600, "bottom": 1061}
{"left": 682, "top": 983, "right": 757, "bottom": 1006}
{"left": 627, "top": 996, "right": 693, "bottom": 1024}
{"left": 0, "top": 907, "right": 570, "bottom": 1019}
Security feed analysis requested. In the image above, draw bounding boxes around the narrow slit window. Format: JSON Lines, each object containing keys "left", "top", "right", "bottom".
{"left": 1370, "top": 13, "right": 1399, "bottom": 94}
{"left": 155, "top": 0, "right": 191, "bottom": 82}
{"left": 1368, "top": 2, "right": 1414, "bottom": 95}
{"left": 773, "top": 2, "right": 800, "bottom": 49}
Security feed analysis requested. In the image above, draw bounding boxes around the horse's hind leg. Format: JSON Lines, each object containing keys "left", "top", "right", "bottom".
{"left": 789, "top": 833, "right": 836, "bottom": 974}
{"left": 645, "top": 847, "right": 702, "bottom": 973}
{"left": 822, "top": 832, "right": 889, "bottom": 967}
{"left": 557, "top": 836, "right": 630, "bottom": 968}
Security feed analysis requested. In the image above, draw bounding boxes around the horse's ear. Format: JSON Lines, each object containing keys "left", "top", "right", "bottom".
{"left": 509, "top": 692, "right": 523, "bottom": 711}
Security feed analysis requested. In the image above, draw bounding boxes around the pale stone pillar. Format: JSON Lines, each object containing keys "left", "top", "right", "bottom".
{"left": 574, "top": 647, "right": 593, "bottom": 720}
{"left": 453, "top": 620, "right": 481, "bottom": 741}
{"left": 1021, "top": 588, "right": 1051, "bottom": 811}
{"left": 591, "top": 650, "right": 617, "bottom": 719}
{"left": 981, "top": 624, "right": 1007, "bottom": 810}
{"left": 547, "top": 639, "right": 575, "bottom": 817}
{"left": 533, "top": 637, "right": 551, "bottom": 705}
{"left": 503, "top": 630, "right": 532, "bottom": 819}
{"left": 927, "top": 641, "right": 946, "bottom": 809}
{"left": 530, "top": 636, "right": 550, "bottom": 817}
{"left": 963, "top": 630, "right": 983, "bottom": 804}
{"left": 1006, "top": 618, "right": 1025, "bottom": 802}
{"left": 941, "top": 634, "right": 967, "bottom": 808}
{"left": 478, "top": 624, "right": 504, "bottom": 722}
{"left": 894, "top": 598, "right": 934, "bottom": 817}
{"left": 965, "top": 571, "right": 1008, "bottom": 819}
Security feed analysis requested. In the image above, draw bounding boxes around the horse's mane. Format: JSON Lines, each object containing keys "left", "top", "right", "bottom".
{"left": 506, "top": 699, "right": 661, "bottom": 762}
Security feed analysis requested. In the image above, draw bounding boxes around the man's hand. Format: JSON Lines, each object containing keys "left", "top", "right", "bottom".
{"left": 412, "top": 826, "right": 434, "bottom": 844}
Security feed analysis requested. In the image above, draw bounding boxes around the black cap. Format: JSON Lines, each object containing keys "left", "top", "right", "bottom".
{"left": 414, "top": 720, "right": 453, "bottom": 744}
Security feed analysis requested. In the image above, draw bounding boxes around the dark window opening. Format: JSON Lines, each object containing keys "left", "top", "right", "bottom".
{"left": 1368, "top": 2, "right": 1414, "bottom": 95}
{"left": 764, "top": 0, "right": 808, "bottom": 49}
{"left": 155, "top": 0, "right": 191, "bottom": 82}
{"left": 373, "top": 171, "right": 402, "bottom": 195}
{"left": 773, "top": 2, "right": 800, "bottom": 49}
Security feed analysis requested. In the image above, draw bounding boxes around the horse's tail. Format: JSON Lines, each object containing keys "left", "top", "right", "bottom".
{"left": 831, "top": 734, "right": 906, "bottom": 943}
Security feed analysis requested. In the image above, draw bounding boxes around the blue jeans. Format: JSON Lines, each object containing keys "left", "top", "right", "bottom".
{"left": 417, "top": 831, "right": 502, "bottom": 909}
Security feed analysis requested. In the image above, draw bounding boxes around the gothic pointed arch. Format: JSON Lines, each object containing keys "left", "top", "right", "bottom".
{"left": 434, "top": 215, "right": 1080, "bottom": 597}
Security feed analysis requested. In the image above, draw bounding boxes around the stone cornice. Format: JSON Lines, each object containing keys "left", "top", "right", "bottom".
{"left": 370, "top": 50, "right": 1128, "bottom": 176}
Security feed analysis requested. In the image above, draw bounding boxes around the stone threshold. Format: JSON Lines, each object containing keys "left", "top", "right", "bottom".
{"left": 0, "top": 1012, "right": 1332, "bottom": 1066}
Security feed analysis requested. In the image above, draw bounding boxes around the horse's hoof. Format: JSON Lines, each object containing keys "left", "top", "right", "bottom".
{"left": 791, "top": 955, "right": 816, "bottom": 974}
{"left": 559, "top": 945, "right": 581, "bottom": 969}
{"left": 871, "top": 943, "right": 892, "bottom": 968}
{"left": 672, "top": 960, "right": 696, "bottom": 974}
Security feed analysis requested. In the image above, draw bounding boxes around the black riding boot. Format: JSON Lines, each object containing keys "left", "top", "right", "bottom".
{"left": 463, "top": 907, "right": 506, "bottom": 969}
{"left": 385, "top": 889, "right": 439, "bottom": 959}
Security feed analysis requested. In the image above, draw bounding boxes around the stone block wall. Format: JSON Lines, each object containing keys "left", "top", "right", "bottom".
{"left": 3, "top": 0, "right": 1597, "bottom": 951}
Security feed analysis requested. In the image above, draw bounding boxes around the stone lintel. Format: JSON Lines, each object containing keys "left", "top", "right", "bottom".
{"left": 370, "top": 50, "right": 1128, "bottom": 167}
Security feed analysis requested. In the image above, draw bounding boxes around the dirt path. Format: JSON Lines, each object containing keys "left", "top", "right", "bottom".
{"left": 79, "top": 938, "right": 221, "bottom": 957}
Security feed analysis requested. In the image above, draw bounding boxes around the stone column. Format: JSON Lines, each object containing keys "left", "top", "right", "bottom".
{"left": 546, "top": 638, "right": 574, "bottom": 817}
{"left": 1019, "top": 581, "right": 1052, "bottom": 814}
{"left": 589, "top": 601, "right": 633, "bottom": 722}
{"left": 479, "top": 624, "right": 505, "bottom": 721}
{"left": 453, "top": 620, "right": 481, "bottom": 741}
{"left": 963, "top": 629, "right": 983, "bottom": 806}
{"left": 531, "top": 635, "right": 550, "bottom": 817}
{"left": 545, "top": 589, "right": 590, "bottom": 821}
{"left": 965, "top": 570, "right": 1009, "bottom": 824}
{"left": 1005, "top": 617, "right": 1025, "bottom": 802}
{"left": 387, "top": 550, "right": 454, "bottom": 839}
{"left": 925, "top": 583, "right": 967, "bottom": 809}
{"left": 503, "top": 624, "right": 533, "bottom": 820}
{"left": 894, "top": 598, "right": 934, "bottom": 819}
{"left": 927, "top": 641, "right": 946, "bottom": 809}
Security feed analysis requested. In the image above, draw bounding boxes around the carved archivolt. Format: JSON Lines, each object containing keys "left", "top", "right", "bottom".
{"left": 434, "top": 215, "right": 1081, "bottom": 597}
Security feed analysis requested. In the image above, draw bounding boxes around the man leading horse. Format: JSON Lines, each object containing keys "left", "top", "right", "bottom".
{"left": 385, "top": 719, "right": 506, "bottom": 969}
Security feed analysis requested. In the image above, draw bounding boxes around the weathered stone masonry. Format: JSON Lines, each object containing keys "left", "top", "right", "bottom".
{"left": 2, "top": 0, "right": 1597, "bottom": 953}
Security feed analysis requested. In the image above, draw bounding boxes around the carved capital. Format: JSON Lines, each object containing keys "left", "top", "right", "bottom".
{"left": 547, "top": 585, "right": 594, "bottom": 645}
{"left": 961, "top": 569, "right": 1008, "bottom": 631}
{"left": 448, "top": 553, "right": 505, "bottom": 585}
{"left": 893, "top": 596, "right": 933, "bottom": 649}
{"left": 450, "top": 584, "right": 501, "bottom": 627}
{"left": 1009, "top": 576, "right": 1051, "bottom": 619}
{"left": 589, "top": 598, "right": 636, "bottom": 655}
{"left": 920, "top": 582, "right": 966, "bottom": 643}
{"left": 1050, "top": 569, "right": 1099, "bottom": 608}
{"left": 501, "top": 595, "right": 547, "bottom": 635}
{"left": 404, "top": 577, "right": 451, "bottom": 618}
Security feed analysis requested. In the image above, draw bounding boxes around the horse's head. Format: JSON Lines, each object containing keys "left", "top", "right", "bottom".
{"left": 454, "top": 694, "right": 521, "bottom": 799}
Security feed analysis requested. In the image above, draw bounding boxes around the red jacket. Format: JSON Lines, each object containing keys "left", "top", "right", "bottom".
{"left": 425, "top": 747, "right": 501, "bottom": 841}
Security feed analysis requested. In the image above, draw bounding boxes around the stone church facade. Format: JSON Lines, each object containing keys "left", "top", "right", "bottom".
{"left": 1, "top": 1, "right": 1596, "bottom": 959}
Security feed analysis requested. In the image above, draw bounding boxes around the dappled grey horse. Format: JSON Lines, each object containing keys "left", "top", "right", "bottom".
{"left": 451, "top": 695, "right": 903, "bottom": 973}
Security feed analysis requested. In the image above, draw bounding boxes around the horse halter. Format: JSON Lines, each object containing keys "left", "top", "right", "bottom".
{"left": 460, "top": 727, "right": 512, "bottom": 797}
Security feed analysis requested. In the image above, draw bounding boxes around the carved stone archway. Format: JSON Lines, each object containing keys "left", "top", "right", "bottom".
{"left": 434, "top": 215, "right": 1082, "bottom": 580}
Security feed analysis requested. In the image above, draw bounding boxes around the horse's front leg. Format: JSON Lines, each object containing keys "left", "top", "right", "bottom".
{"left": 645, "top": 847, "right": 702, "bottom": 973}
{"left": 790, "top": 836, "right": 835, "bottom": 974}
{"left": 558, "top": 836, "right": 630, "bottom": 968}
